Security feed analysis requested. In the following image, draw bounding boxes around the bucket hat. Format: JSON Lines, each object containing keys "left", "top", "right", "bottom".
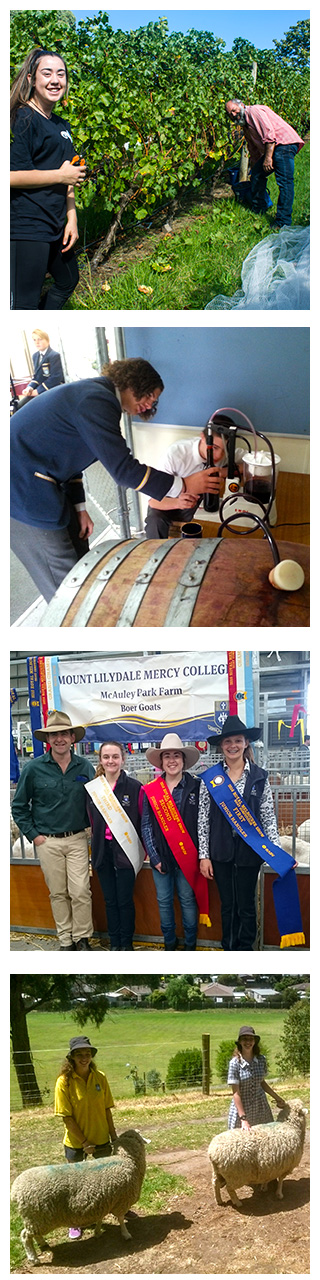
{"left": 208, "top": 714, "right": 260, "bottom": 747}
{"left": 34, "top": 710, "right": 85, "bottom": 743}
{"left": 67, "top": 1035, "right": 97, "bottom": 1060}
{"left": 236, "top": 1025, "right": 260, "bottom": 1048}
{"left": 146, "top": 733, "right": 199, "bottom": 769}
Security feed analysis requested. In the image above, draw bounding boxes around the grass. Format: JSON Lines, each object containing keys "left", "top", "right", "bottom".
{"left": 10, "top": 1006, "right": 291, "bottom": 1111}
{"left": 66, "top": 143, "right": 309, "bottom": 310}
{"left": 10, "top": 1079, "right": 310, "bottom": 1270}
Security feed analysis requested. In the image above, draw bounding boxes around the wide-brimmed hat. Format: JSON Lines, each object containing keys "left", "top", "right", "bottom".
{"left": 208, "top": 714, "right": 260, "bottom": 747}
{"left": 67, "top": 1036, "right": 97, "bottom": 1061}
{"left": 146, "top": 733, "right": 199, "bottom": 769}
{"left": 34, "top": 710, "right": 85, "bottom": 743}
{"left": 236, "top": 1025, "right": 260, "bottom": 1048}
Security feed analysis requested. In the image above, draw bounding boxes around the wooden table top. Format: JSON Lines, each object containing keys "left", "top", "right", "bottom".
{"left": 170, "top": 471, "right": 310, "bottom": 545}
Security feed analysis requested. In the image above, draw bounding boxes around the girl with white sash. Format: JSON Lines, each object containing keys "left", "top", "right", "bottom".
{"left": 86, "top": 742, "right": 144, "bottom": 951}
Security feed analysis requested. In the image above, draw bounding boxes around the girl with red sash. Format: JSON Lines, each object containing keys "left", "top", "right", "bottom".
{"left": 142, "top": 734, "right": 211, "bottom": 950}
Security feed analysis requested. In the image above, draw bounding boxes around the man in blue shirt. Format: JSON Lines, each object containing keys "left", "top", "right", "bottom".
{"left": 12, "top": 711, "right": 95, "bottom": 951}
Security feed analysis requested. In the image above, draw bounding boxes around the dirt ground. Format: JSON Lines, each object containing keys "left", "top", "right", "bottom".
{"left": 15, "top": 1135, "right": 309, "bottom": 1274}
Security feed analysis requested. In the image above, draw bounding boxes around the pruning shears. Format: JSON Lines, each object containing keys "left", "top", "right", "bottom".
{"left": 71, "top": 154, "right": 86, "bottom": 167}
{"left": 71, "top": 150, "right": 109, "bottom": 187}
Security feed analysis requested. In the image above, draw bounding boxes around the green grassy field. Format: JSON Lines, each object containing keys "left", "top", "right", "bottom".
{"left": 11, "top": 1006, "right": 289, "bottom": 1112}
{"left": 67, "top": 142, "right": 309, "bottom": 310}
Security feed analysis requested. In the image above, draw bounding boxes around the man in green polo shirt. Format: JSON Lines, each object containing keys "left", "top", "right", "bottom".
{"left": 11, "top": 711, "right": 95, "bottom": 950}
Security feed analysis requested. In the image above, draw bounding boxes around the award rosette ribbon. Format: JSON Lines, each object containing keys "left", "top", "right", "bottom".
{"left": 144, "top": 776, "right": 211, "bottom": 927}
{"left": 85, "top": 775, "right": 145, "bottom": 876}
{"left": 201, "top": 764, "right": 305, "bottom": 948}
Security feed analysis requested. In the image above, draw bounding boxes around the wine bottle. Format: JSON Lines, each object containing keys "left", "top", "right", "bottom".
{"left": 203, "top": 426, "right": 219, "bottom": 512}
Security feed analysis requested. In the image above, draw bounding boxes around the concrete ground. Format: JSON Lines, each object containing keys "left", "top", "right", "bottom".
{"left": 10, "top": 932, "right": 219, "bottom": 952}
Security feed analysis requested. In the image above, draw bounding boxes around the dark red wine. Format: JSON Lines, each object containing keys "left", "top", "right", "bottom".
{"left": 243, "top": 476, "right": 271, "bottom": 504}
{"left": 203, "top": 427, "right": 219, "bottom": 512}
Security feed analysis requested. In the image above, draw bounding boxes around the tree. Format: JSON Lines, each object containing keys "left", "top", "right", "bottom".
{"left": 10, "top": 974, "right": 160, "bottom": 1106}
{"left": 273, "top": 20, "right": 310, "bottom": 73}
{"left": 232, "top": 36, "right": 257, "bottom": 69}
{"left": 165, "top": 976, "right": 194, "bottom": 1010}
{"left": 215, "top": 1039, "right": 236, "bottom": 1082}
{"left": 166, "top": 1047, "right": 203, "bottom": 1088}
{"left": 11, "top": 976, "right": 43, "bottom": 1107}
{"left": 276, "top": 999, "right": 310, "bottom": 1076}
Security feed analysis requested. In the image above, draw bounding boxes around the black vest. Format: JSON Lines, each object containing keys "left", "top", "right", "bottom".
{"left": 147, "top": 771, "right": 200, "bottom": 872}
{"left": 89, "top": 770, "right": 141, "bottom": 871}
{"left": 209, "top": 762, "right": 268, "bottom": 867}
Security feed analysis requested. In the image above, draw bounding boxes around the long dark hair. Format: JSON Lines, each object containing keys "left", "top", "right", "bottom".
{"left": 10, "top": 47, "right": 69, "bottom": 125}
{"left": 103, "top": 359, "right": 164, "bottom": 416}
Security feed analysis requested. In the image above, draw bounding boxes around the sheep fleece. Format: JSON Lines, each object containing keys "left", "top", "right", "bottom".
{"left": 208, "top": 1100, "right": 306, "bottom": 1199}
{"left": 11, "top": 1130, "right": 146, "bottom": 1232}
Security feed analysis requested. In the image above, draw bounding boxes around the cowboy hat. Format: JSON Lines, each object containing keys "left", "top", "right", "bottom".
{"left": 34, "top": 710, "right": 85, "bottom": 743}
{"left": 146, "top": 733, "right": 199, "bottom": 769}
{"left": 66, "top": 1035, "right": 97, "bottom": 1060}
{"left": 208, "top": 714, "right": 260, "bottom": 747}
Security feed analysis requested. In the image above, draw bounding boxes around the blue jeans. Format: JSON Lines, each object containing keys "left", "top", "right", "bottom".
{"left": 64, "top": 1141, "right": 113, "bottom": 1162}
{"left": 152, "top": 863, "right": 198, "bottom": 948}
{"left": 250, "top": 144, "right": 299, "bottom": 225}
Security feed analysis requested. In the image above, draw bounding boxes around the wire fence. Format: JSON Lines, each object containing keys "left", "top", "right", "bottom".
{"left": 10, "top": 1039, "right": 217, "bottom": 1113}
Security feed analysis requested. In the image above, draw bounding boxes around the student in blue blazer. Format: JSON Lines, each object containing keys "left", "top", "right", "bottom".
{"left": 10, "top": 356, "right": 214, "bottom": 601}
{"left": 25, "top": 328, "right": 65, "bottom": 396}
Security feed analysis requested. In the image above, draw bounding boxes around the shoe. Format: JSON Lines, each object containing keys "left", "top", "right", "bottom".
{"left": 110, "top": 945, "right": 120, "bottom": 951}
{"left": 68, "top": 1227, "right": 82, "bottom": 1240}
{"left": 75, "top": 938, "right": 91, "bottom": 950}
{"left": 60, "top": 944, "right": 76, "bottom": 950}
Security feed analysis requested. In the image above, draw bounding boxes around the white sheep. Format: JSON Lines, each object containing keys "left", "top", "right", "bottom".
{"left": 298, "top": 820, "right": 310, "bottom": 841}
{"left": 208, "top": 1099, "right": 307, "bottom": 1208}
{"left": 279, "top": 834, "right": 310, "bottom": 865}
{"left": 11, "top": 1129, "right": 147, "bottom": 1263}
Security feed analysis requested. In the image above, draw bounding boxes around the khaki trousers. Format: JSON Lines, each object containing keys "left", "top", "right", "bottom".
{"left": 38, "top": 833, "right": 93, "bottom": 946}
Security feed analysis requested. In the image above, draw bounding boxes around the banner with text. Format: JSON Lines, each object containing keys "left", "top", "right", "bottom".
{"left": 31, "top": 653, "right": 255, "bottom": 745}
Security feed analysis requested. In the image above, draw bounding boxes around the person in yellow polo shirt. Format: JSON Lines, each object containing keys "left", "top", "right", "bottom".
{"left": 55, "top": 1034, "right": 117, "bottom": 1241}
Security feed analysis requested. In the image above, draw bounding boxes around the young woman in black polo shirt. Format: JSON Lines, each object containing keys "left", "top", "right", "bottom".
{"left": 10, "top": 47, "right": 86, "bottom": 309}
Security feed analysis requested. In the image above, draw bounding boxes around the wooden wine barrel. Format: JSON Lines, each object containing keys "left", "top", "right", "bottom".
{"left": 40, "top": 537, "right": 309, "bottom": 628}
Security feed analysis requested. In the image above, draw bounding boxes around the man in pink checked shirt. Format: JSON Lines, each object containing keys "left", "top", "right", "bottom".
{"left": 226, "top": 99, "right": 304, "bottom": 227}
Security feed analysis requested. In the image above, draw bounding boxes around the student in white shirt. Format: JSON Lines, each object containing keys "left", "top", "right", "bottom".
{"left": 145, "top": 415, "right": 241, "bottom": 538}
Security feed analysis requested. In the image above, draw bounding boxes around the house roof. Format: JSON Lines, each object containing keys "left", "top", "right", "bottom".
{"left": 246, "top": 987, "right": 278, "bottom": 996}
{"left": 108, "top": 985, "right": 151, "bottom": 998}
{"left": 201, "top": 982, "right": 236, "bottom": 997}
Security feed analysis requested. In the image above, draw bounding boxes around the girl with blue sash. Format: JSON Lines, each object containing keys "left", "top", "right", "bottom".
{"left": 200, "top": 715, "right": 282, "bottom": 951}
